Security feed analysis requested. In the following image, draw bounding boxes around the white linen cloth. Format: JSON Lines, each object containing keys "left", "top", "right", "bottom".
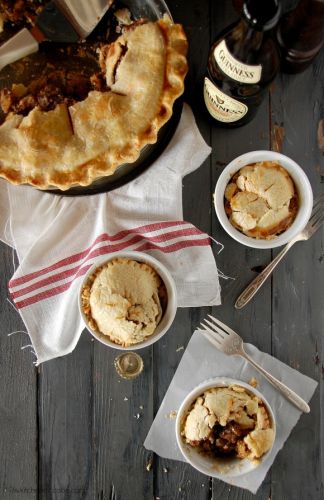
{"left": 144, "top": 331, "right": 317, "bottom": 494}
{"left": 0, "top": 104, "right": 221, "bottom": 364}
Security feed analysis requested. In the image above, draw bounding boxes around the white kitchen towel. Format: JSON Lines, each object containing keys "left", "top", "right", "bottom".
{"left": 144, "top": 330, "right": 317, "bottom": 494}
{"left": 0, "top": 104, "right": 221, "bottom": 364}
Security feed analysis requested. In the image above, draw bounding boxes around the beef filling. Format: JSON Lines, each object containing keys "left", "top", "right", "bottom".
{"left": 0, "top": 0, "right": 44, "bottom": 24}
{"left": 0, "top": 69, "right": 108, "bottom": 115}
{"left": 210, "top": 422, "right": 251, "bottom": 458}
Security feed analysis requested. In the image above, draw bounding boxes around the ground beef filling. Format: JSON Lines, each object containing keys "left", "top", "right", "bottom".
{"left": 0, "top": 0, "right": 44, "bottom": 24}
{"left": 198, "top": 421, "right": 252, "bottom": 458}
{"left": 0, "top": 69, "right": 107, "bottom": 115}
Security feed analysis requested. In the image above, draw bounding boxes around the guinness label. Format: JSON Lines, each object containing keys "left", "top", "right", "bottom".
{"left": 204, "top": 77, "right": 248, "bottom": 123}
{"left": 214, "top": 40, "right": 262, "bottom": 84}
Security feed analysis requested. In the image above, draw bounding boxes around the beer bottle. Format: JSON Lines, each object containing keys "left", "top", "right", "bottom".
{"left": 204, "top": 0, "right": 281, "bottom": 127}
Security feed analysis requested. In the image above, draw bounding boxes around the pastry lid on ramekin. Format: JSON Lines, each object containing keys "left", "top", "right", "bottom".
{"left": 175, "top": 377, "right": 276, "bottom": 478}
{"left": 78, "top": 250, "right": 177, "bottom": 350}
{"left": 214, "top": 151, "right": 313, "bottom": 249}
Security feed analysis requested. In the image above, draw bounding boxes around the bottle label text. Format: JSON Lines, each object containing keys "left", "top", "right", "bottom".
{"left": 214, "top": 40, "right": 262, "bottom": 84}
{"left": 204, "top": 78, "right": 248, "bottom": 123}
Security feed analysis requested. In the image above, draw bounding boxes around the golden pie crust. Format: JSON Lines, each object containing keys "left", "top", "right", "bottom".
{"left": 81, "top": 257, "right": 167, "bottom": 346}
{"left": 0, "top": 17, "right": 188, "bottom": 190}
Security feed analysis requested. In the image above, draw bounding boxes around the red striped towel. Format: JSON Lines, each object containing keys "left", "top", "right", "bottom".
{"left": 0, "top": 105, "right": 221, "bottom": 364}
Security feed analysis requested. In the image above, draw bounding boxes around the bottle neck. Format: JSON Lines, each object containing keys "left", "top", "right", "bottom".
{"left": 229, "top": 18, "right": 264, "bottom": 62}
{"left": 242, "top": 0, "right": 281, "bottom": 31}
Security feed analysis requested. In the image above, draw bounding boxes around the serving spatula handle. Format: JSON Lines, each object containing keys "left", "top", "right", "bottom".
{"left": 0, "top": 28, "right": 39, "bottom": 72}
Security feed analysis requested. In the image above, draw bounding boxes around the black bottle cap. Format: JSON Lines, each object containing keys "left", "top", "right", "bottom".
{"left": 243, "top": 0, "right": 281, "bottom": 31}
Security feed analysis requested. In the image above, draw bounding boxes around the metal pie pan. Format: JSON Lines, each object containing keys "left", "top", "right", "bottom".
{"left": 0, "top": 0, "right": 181, "bottom": 196}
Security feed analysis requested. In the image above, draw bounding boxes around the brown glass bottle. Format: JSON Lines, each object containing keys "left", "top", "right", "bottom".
{"left": 277, "top": 0, "right": 324, "bottom": 73}
{"left": 204, "top": 0, "right": 281, "bottom": 127}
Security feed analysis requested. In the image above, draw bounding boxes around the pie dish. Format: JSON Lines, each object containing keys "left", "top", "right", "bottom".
{"left": 79, "top": 251, "right": 177, "bottom": 350}
{"left": 81, "top": 257, "right": 166, "bottom": 346}
{"left": 214, "top": 151, "right": 313, "bottom": 249}
{"left": 176, "top": 378, "right": 276, "bottom": 478}
{"left": 181, "top": 385, "right": 274, "bottom": 460}
{"left": 0, "top": 16, "right": 188, "bottom": 190}
{"left": 224, "top": 161, "right": 299, "bottom": 239}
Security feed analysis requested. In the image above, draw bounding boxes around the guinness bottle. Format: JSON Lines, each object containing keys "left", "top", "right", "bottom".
{"left": 204, "top": 0, "right": 281, "bottom": 127}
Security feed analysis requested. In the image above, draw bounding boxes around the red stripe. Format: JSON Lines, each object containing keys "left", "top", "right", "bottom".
{"left": 135, "top": 238, "right": 210, "bottom": 253}
{"left": 12, "top": 233, "right": 210, "bottom": 299}
{"left": 9, "top": 227, "right": 203, "bottom": 293}
{"left": 13, "top": 238, "right": 210, "bottom": 309}
{"left": 13, "top": 265, "right": 91, "bottom": 309}
{"left": 9, "top": 221, "right": 194, "bottom": 288}
{"left": 11, "top": 264, "right": 80, "bottom": 299}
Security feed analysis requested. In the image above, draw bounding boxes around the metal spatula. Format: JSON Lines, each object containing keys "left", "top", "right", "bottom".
{"left": 0, "top": 0, "right": 114, "bottom": 71}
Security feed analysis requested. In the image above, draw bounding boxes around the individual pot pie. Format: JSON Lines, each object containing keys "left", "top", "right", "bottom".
{"left": 81, "top": 258, "right": 167, "bottom": 346}
{"left": 0, "top": 16, "right": 188, "bottom": 190}
{"left": 224, "top": 161, "right": 299, "bottom": 239}
{"left": 181, "top": 385, "right": 275, "bottom": 462}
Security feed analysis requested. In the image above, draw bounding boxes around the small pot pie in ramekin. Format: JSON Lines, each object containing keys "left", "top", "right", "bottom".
{"left": 176, "top": 378, "right": 276, "bottom": 478}
{"left": 79, "top": 251, "right": 177, "bottom": 350}
{"left": 214, "top": 151, "right": 313, "bottom": 249}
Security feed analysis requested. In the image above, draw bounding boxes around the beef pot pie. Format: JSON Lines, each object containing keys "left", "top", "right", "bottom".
{"left": 81, "top": 257, "right": 167, "bottom": 346}
{"left": 0, "top": 16, "right": 188, "bottom": 190}
{"left": 224, "top": 161, "right": 299, "bottom": 239}
{"left": 181, "top": 385, "right": 275, "bottom": 462}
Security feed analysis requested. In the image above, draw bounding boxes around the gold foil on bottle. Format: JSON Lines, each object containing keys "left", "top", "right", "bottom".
{"left": 114, "top": 352, "right": 144, "bottom": 379}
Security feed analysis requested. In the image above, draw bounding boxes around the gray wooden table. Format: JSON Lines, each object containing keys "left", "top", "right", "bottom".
{"left": 0, "top": 1, "right": 323, "bottom": 499}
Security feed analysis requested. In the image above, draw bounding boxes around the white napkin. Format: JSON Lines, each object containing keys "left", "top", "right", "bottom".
{"left": 144, "top": 330, "right": 317, "bottom": 494}
{"left": 0, "top": 104, "right": 221, "bottom": 364}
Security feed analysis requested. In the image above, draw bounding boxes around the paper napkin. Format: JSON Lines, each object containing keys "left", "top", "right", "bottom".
{"left": 144, "top": 330, "right": 317, "bottom": 494}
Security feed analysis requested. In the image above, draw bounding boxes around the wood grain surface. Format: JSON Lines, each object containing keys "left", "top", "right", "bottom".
{"left": 0, "top": 1, "right": 323, "bottom": 499}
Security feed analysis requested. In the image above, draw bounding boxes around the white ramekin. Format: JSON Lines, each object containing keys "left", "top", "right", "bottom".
{"left": 176, "top": 377, "right": 276, "bottom": 478}
{"left": 214, "top": 151, "right": 313, "bottom": 249}
{"left": 78, "top": 250, "right": 177, "bottom": 350}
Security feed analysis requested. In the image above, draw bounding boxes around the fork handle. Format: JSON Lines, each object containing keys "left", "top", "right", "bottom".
{"left": 235, "top": 239, "right": 297, "bottom": 309}
{"left": 241, "top": 351, "right": 310, "bottom": 413}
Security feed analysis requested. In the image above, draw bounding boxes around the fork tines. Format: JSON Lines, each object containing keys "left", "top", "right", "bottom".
{"left": 198, "top": 327, "right": 222, "bottom": 349}
{"left": 199, "top": 315, "right": 238, "bottom": 349}
{"left": 310, "top": 193, "right": 324, "bottom": 225}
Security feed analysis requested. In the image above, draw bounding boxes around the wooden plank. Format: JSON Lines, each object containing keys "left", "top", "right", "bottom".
{"left": 269, "top": 47, "right": 324, "bottom": 500}
{"left": 38, "top": 331, "right": 94, "bottom": 499}
{"left": 153, "top": 0, "right": 212, "bottom": 498}
{"left": 92, "top": 342, "right": 153, "bottom": 499}
{"left": 0, "top": 243, "right": 38, "bottom": 500}
{"left": 209, "top": 1, "right": 272, "bottom": 499}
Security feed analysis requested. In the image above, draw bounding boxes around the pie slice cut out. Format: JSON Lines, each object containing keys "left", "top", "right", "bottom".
{"left": 0, "top": 17, "right": 188, "bottom": 190}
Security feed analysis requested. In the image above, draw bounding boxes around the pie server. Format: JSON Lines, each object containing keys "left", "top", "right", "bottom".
{"left": 0, "top": 0, "right": 114, "bottom": 71}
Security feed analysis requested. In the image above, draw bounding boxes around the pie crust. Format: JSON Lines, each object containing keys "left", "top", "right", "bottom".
{"left": 0, "top": 17, "right": 188, "bottom": 190}
{"left": 81, "top": 257, "right": 166, "bottom": 346}
{"left": 182, "top": 385, "right": 275, "bottom": 461}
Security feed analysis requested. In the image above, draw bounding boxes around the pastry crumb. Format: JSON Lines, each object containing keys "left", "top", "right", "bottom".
{"left": 114, "top": 8, "right": 132, "bottom": 26}
{"left": 146, "top": 458, "right": 153, "bottom": 471}
{"left": 166, "top": 410, "right": 177, "bottom": 419}
{"left": 249, "top": 377, "right": 258, "bottom": 388}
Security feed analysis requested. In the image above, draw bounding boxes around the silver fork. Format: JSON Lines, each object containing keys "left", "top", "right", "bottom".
{"left": 199, "top": 314, "right": 310, "bottom": 413}
{"left": 235, "top": 193, "right": 324, "bottom": 309}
